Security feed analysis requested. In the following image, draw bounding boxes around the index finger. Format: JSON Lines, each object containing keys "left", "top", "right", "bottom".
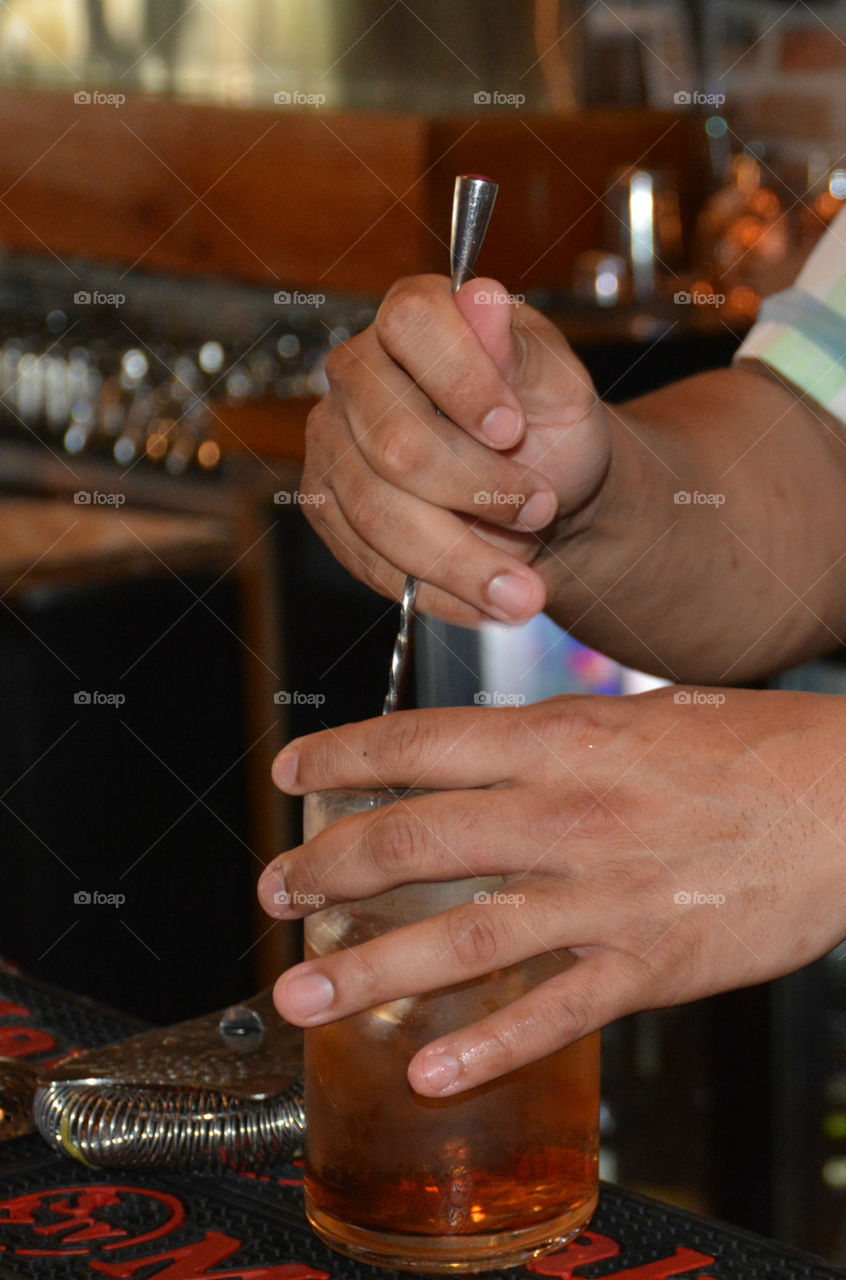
{"left": 270, "top": 707, "right": 542, "bottom": 794}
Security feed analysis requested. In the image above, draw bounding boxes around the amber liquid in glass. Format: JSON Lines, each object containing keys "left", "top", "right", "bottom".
{"left": 304, "top": 906, "right": 599, "bottom": 1273}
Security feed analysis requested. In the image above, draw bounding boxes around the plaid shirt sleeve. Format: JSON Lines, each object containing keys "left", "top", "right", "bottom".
{"left": 735, "top": 205, "right": 846, "bottom": 423}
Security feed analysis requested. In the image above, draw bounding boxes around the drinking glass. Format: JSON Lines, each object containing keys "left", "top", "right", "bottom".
{"left": 303, "top": 787, "right": 599, "bottom": 1274}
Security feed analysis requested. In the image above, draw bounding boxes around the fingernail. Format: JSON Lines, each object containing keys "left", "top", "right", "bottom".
{"left": 417, "top": 1049, "right": 461, "bottom": 1092}
{"left": 285, "top": 972, "right": 335, "bottom": 1019}
{"left": 258, "top": 867, "right": 290, "bottom": 915}
{"left": 517, "top": 491, "right": 557, "bottom": 531}
{"left": 486, "top": 572, "right": 535, "bottom": 620}
{"left": 481, "top": 406, "right": 521, "bottom": 447}
{"left": 272, "top": 748, "right": 299, "bottom": 791}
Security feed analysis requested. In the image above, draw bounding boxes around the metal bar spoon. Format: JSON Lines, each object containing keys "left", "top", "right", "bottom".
{"left": 382, "top": 173, "right": 499, "bottom": 715}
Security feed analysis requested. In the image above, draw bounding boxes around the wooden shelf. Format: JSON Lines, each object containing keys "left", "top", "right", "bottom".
{"left": 0, "top": 90, "right": 710, "bottom": 294}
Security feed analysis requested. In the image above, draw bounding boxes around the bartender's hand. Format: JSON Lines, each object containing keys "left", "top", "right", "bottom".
{"left": 301, "top": 275, "right": 611, "bottom": 626}
{"left": 259, "top": 690, "right": 846, "bottom": 1096}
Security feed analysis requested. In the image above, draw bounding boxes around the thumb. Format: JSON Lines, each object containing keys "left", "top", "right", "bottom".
{"left": 454, "top": 278, "right": 520, "bottom": 378}
{"left": 455, "top": 278, "right": 609, "bottom": 514}
{"left": 455, "top": 277, "right": 598, "bottom": 436}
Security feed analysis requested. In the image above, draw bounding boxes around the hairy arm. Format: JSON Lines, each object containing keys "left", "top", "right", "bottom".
{"left": 545, "top": 362, "right": 846, "bottom": 683}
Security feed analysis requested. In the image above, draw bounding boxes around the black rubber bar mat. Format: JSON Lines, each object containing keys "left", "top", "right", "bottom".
{"left": 0, "top": 965, "right": 842, "bottom": 1280}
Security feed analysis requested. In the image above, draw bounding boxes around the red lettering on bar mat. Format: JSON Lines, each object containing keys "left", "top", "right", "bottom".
{"left": 529, "top": 1236, "right": 715, "bottom": 1279}
{"left": 0, "top": 967, "right": 842, "bottom": 1280}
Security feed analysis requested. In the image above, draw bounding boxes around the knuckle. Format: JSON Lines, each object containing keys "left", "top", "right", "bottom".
{"left": 445, "top": 905, "right": 501, "bottom": 970}
{"left": 566, "top": 797, "right": 626, "bottom": 844}
{"left": 297, "top": 737, "right": 348, "bottom": 792}
{"left": 323, "top": 338, "right": 358, "bottom": 386}
{"left": 648, "top": 913, "right": 703, "bottom": 974}
{"left": 372, "top": 419, "right": 425, "bottom": 482}
{"left": 363, "top": 805, "right": 427, "bottom": 878}
{"left": 538, "top": 981, "right": 593, "bottom": 1041}
{"left": 377, "top": 277, "right": 440, "bottom": 349}
{"left": 369, "top": 712, "right": 435, "bottom": 771}
{"left": 533, "top": 697, "right": 614, "bottom": 754}
{"left": 490, "top": 706, "right": 545, "bottom": 763}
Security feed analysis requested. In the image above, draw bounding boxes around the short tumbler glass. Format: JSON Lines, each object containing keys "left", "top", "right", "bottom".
{"left": 303, "top": 787, "right": 599, "bottom": 1274}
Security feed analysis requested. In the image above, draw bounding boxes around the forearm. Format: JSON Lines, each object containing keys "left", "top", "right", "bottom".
{"left": 543, "top": 362, "right": 846, "bottom": 683}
